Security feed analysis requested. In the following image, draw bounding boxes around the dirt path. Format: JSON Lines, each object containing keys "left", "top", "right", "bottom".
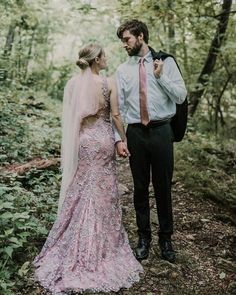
{"left": 114, "top": 158, "right": 236, "bottom": 295}
{"left": 27, "top": 158, "right": 236, "bottom": 295}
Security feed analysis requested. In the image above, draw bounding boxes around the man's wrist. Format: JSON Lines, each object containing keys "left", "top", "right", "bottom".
{"left": 115, "top": 139, "right": 126, "bottom": 145}
{"left": 155, "top": 72, "right": 162, "bottom": 79}
{"left": 115, "top": 140, "right": 122, "bottom": 145}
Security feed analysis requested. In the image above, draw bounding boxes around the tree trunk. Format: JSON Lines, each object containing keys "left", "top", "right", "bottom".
{"left": 188, "top": 0, "right": 232, "bottom": 116}
{"left": 24, "top": 27, "right": 37, "bottom": 80}
{"left": 3, "top": 23, "right": 16, "bottom": 58}
{"left": 214, "top": 74, "right": 231, "bottom": 133}
{"left": 182, "top": 25, "right": 189, "bottom": 76}
{"left": 167, "top": 0, "right": 176, "bottom": 55}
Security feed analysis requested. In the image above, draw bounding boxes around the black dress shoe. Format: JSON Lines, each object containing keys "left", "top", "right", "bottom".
{"left": 135, "top": 238, "right": 151, "bottom": 260}
{"left": 159, "top": 239, "right": 176, "bottom": 263}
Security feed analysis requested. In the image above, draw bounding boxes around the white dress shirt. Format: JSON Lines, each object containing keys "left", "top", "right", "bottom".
{"left": 114, "top": 50, "right": 187, "bottom": 142}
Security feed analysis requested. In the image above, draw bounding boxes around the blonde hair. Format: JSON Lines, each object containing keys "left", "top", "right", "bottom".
{"left": 76, "top": 43, "right": 104, "bottom": 70}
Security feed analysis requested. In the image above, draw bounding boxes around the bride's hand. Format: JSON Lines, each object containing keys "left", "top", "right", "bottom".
{"left": 115, "top": 141, "right": 130, "bottom": 158}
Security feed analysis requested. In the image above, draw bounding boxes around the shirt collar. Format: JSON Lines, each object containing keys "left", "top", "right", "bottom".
{"left": 132, "top": 50, "right": 153, "bottom": 64}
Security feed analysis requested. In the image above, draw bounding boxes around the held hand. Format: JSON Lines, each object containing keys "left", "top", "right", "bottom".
{"left": 153, "top": 59, "right": 164, "bottom": 78}
{"left": 115, "top": 141, "right": 130, "bottom": 158}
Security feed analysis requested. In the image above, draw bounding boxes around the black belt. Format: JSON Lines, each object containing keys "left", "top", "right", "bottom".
{"left": 129, "top": 119, "right": 170, "bottom": 128}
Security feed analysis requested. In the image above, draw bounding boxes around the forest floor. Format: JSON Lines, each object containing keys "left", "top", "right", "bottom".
{"left": 25, "top": 157, "right": 236, "bottom": 295}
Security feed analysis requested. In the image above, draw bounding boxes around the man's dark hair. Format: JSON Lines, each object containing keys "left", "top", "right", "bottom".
{"left": 117, "top": 19, "right": 149, "bottom": 44}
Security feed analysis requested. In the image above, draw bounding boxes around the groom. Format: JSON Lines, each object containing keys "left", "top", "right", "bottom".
{"left": 114, "top": 19, "right": 187, "bottom": 263}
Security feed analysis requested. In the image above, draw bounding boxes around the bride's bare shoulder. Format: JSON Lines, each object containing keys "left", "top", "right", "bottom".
{"left": 107, "top": 75, "right": 116, "bottom": 89}
{"left": 107, "top": 76, "right": 118, "bottom": 92}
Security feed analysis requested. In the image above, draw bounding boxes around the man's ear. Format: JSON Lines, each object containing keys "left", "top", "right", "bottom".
{"left": 139, "top": 32, "right": 144, "bottom": 41}
{"left": 95, "top": 57, "right": 99, "bottom": 63}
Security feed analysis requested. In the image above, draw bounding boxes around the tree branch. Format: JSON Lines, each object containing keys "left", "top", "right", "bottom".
{"left": 2, "top": 158, "right": 60, "bottom": 175}
{"left": 188, "top": 0, "right": 232, "bottom": 116}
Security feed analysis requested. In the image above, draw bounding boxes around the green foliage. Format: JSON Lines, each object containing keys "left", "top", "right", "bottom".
{"left": 1, "top": 90, "right": 29, "bottom": 164}
{"left": 47, "top": 64, "right": 74, "bottom": 100}
{"left": 175, "top": 130, "right": 236, "bottom": 209}
{"left": 0, "top": 170, "right": 60, "bottom": 294}
{"left": 0, "top": 86, "right": 61, "bottom": 293}
{"left": 0, "top": 86, "right": 61, "bottom": 165}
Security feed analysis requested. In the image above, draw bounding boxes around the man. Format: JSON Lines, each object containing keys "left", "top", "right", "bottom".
{"left": 115, "top": 20, "right": 187, "bottom": 263}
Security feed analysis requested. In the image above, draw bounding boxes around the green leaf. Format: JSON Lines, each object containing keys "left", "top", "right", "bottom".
{"left": 8, "top": 237, "right": 21, "bottom": 245}
{"left": 4, "top": 247, "right": 13, "bottom": 258}
{"left": 12, "top": 212, "right": 30, "bottom": 220}
{"left": 0, "top": 212, "right": 13, "bottom": 219}
{"left": 5, "top": 195, "right": 16, "bottom": 201}
{"left": 0, "top": 202, "right": 14, "bottom": 210}
{"left": 219, "top": 272, "right": 226, "bottom": 279}
{"left": 4, "top": 229, "right": 14, "bottom": 236}
{"left": 0, "top": 187, "right": 13, "bottom": 195}
{"left": 18, "top": 261, "right": 30, "bottom": 277}
{"left": 0, "top": 281, "right": 7, "bottom": 290}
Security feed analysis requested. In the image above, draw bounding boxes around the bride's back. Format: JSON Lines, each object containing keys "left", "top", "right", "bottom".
{"left": 81, "top": 76, "right": 110, "bottom": 127}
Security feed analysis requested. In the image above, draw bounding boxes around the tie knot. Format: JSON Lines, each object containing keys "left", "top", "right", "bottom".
{"left": 139, "top": 57, "right": 145, "bottom": 64}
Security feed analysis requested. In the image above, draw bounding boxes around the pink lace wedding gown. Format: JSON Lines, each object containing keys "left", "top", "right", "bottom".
{"left": 33, "top": 78, "right": 143, "bottom": 294}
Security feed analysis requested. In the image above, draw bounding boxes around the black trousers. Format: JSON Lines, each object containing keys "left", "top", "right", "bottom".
{"left": 126, "top": 121, "right": 174, "bottom": 241}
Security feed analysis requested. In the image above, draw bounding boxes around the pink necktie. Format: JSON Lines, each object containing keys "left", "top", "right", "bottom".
{"left": 139, "top": 58, "right": 149, "bottom": 125}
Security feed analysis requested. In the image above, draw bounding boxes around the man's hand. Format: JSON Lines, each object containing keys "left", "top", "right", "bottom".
{"left": 153, "top": 59, "right": 164, "bottom": 79}
{"left": 115, "top": 141, "right": 130, "bottom": 158}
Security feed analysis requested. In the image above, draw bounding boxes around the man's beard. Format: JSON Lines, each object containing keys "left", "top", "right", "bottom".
{"left": 127, "top": 41, "right": 142, "bottom": 56}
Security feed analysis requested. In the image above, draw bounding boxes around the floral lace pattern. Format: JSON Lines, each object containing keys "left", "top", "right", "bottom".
{"left": 33, "top": 78, "right": 143, "bottom": 294}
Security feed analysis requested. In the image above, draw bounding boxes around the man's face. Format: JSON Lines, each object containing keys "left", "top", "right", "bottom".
{"left": 121, "top": 30, "right": 142, "bottom": 56}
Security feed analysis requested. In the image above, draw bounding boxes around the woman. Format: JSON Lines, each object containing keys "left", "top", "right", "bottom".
{"left": 33, "top": 44, "right": 143, "bottom": 294}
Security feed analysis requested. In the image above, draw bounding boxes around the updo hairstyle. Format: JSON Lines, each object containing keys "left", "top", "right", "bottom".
{"left": 76, "top": 43, "right": 104, "bottom": 70}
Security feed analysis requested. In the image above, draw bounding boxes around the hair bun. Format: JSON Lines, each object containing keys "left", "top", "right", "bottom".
{"left": 76, "top": 58, "right": 89, "bottom": 69}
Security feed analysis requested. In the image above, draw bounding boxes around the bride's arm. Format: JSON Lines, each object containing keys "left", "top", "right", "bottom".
{"left": 108, "top": 77, "right": 126, "bottom": 142}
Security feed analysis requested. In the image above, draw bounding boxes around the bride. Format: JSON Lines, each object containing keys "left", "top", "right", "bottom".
{"left": 33, "top": 43, "right": 143, "bottom": 294}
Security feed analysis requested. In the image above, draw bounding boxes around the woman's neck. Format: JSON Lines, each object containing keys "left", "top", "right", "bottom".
{"left": 91, "top": 65, "right": 100, "bottom": 75}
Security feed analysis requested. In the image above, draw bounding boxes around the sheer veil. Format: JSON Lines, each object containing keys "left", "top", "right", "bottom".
{"left": 58, "top": 67, "right": 99, "bottom": 214}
